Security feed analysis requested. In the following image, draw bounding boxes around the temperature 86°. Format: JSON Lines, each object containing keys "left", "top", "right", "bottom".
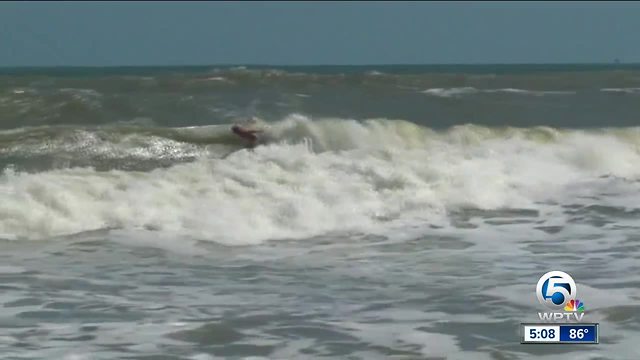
{"left": 559, "top": 324, "right": 598, "bottom": 343}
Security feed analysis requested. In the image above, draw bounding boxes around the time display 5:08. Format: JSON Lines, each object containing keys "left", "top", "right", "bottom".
{"left": 523, "top": 325, "right": 560, "bottom": 342}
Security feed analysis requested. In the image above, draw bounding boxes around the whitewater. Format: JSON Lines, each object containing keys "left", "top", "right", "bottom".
{"left": 1, "top": 66, "right": 640, "bottom": 359}
{"left": 3, "top": 115, "right": 640, "bottom": 243}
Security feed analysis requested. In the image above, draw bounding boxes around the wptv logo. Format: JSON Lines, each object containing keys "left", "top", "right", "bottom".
{"left": 536, "top": 271, "right": 585, "bottom": 322}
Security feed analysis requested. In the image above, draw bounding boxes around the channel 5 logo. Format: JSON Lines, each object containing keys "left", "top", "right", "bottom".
{"left": 536, "top": 271, "right": 585, "bottom": 322}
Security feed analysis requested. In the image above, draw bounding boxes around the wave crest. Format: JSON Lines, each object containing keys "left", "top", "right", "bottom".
{"left": 3, "top": 115, "right": 640, "bottom": 243}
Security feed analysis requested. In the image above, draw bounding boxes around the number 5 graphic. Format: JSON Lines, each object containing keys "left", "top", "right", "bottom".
{"left": 543, "top": 277, "right": 571, "bottom": 305}
{"left": 536, "top": 271, "right": 577, "bottom": 310}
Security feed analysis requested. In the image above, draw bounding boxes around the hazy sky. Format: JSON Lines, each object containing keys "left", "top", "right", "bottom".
{"left": 1, "top": 1, "right": 639, "bottom": 66}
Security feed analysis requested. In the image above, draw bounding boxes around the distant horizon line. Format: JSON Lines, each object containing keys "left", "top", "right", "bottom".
{"left": 0, "top": 62, "right": 638, "bottom": 69}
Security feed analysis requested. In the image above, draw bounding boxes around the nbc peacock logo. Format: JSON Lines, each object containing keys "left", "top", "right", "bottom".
{"left": 564, "top": 299, "right": 585, "bottom": 312}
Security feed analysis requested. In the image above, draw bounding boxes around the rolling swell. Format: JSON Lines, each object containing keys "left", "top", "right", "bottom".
{"left": 2, "top": 66, "right": 640, "bottom": 129}
{"left": 3, "top": 65, "right": 640, "bottom": 243}
{"left": 0, "top": 124, "right": 241, "bottom": 171}
{"left": 3, "top": 115, "right": 640, "bottom": 172}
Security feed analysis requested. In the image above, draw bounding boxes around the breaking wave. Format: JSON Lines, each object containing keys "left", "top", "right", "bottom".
{"left": 3, "top": 114, "right": 640, "bottom": 243}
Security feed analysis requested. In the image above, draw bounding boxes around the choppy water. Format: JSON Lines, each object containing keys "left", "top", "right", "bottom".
{"left": 1, "top": 65, "right": 640, "bottom": 359}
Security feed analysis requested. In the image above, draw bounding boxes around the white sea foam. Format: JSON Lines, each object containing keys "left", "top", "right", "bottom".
{"left": 422, "top": 87, "right": 575, "bottom": 98}
{"left": 422, "top": 87, "right": 478, "bottom": 97}
{"left": 601, "top": 87, "right": 640, "bottom": 94}
{"left": 2, "top": 115, "right": 640, "bottom": 244}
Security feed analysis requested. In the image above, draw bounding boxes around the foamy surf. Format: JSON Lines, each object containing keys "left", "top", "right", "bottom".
{"left": 601, "top": 87, "right": 640, "bottom": 94}
{"left": 3, "top": 65, "right": 640, "bottom": 360}
{"left": 422, "top": 87, "right": 576, "bottom": 98}
{"left": 3, "top": 115, "right": 640, "bottom": 243}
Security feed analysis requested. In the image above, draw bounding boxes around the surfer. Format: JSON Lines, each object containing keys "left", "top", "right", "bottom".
{"left": 231, "top": 124, "right": 263, "bottom": 148}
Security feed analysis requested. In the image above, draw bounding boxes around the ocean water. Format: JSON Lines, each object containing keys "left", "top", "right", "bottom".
{"left": 1, "top": 65, "right": 640, "bottom": 359}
